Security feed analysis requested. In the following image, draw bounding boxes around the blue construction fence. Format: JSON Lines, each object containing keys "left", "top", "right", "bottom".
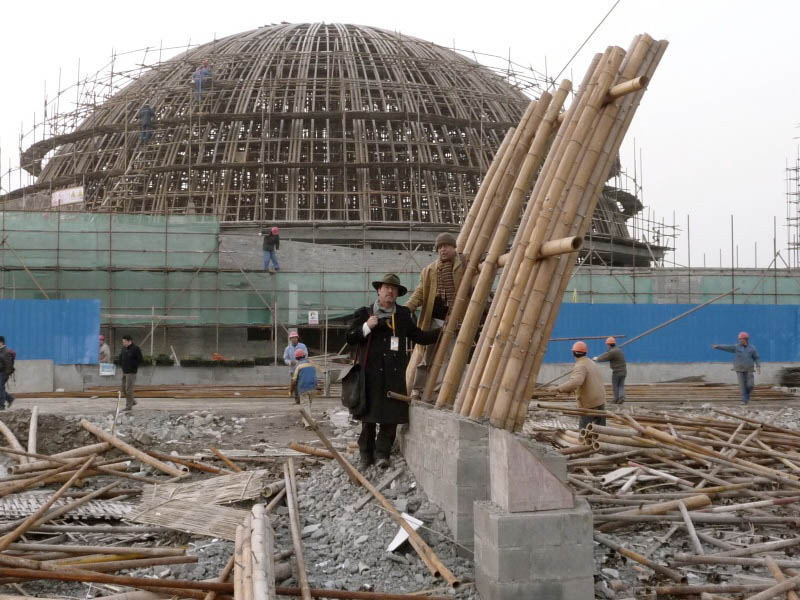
{"left": 544, "top": 304, "right": 800, "bottom": 363}
{"left": 0, "top": 300, "right": 100, "bottom": 364}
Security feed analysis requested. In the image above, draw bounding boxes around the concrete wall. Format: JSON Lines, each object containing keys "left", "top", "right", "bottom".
{"left": 539, "top": 361, "right": 795, "bottom": 385}
{"left": 45, "top": 364, "right": 292, "bottom": 392}
{"left": 6, "top": 360, "right": 54, "bottom": 394}
{"left": 400, "top": 402, "right": 489, "bottom": 556}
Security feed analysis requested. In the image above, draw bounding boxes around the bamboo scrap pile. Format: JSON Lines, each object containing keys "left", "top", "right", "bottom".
{"left": 414, "top": 34, "right": 668, "bottom": 432}
{"left": 0, "top": 409, "right": 453, "bottom": 600}
{"left": 544, "top": 405, "right": 800, "bottom": 596}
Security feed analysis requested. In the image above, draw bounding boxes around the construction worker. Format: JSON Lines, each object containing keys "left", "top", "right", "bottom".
{"left": 594, "top": 336, "right": 627, "bottom": 404}
{"left": 712, "top": 332, "right": 761, "bottom": 405}
{"left": 259, "top": 226, "right": 280, "bottom": 272}
{"left": 283, "top": 330, "right": 308, "bottom": 403}
{"left": 193, "top": 60, "right": 211, "bottom": 101}
{"left": 99, "top": 335, "right": 112, "bottom": 363}
{"left": 139, "top": 103, "right": 155, "bottom": 143}
{"left": 404, "top": 232, "right": 464, "bottom": 400}
{"left": 290, "top": 348, "right": 316, "bottom": 428}
{"left": 551, "top": 341, "right": 606, "bottom": 429}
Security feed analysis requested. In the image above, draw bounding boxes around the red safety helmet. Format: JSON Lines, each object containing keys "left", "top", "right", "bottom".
{"left": 605, "top": 336, "right": 616, "bottom": 345}
{"left": 271, "top": 226, "right": 279, "bottom": 234}
{"left": 294, "top": 348, "right": 306, "bottom": 359}
{"left": 572, "top": 341, "right": 588, "bottom": 354}
{"left": 738, "top": 331, "right": 749, "bottom": 339}
{"left": 99, "top": 335, "right": 105, "bottom": 342}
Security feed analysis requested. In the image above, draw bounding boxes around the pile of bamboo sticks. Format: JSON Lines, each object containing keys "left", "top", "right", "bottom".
{"left": 413, "top": 34, "right": 667, "bottom": 432}
{"left": 544, "top": 405, "right": 800, "bottom": 597}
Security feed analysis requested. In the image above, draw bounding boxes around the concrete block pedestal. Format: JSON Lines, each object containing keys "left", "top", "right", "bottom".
{"left": 474, "top": 499, "right": 595, "bottom": 600}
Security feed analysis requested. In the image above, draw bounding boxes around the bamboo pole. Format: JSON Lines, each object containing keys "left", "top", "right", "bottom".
{"left": 210, "top": 447, "right": 243, "bottom": 473}
{"left": 744, "top": 574, "right": 800, "bottom": 600}
{"left": 0, "top": 567, "right": 233, "bottom": 593}
{"left": 435, "top": 92, "right": 557, "bottom": 409}
{"left": 677, "top": 501, "right": 703, "bottom": 555}
{"left": 145, "top": 448, "right": 234, "bottom": 475}
{"left": 242, "top": 514, "right": 254, "bottom": 600}
{"left": 300, "top": 409, "right": 459, "bottom": 587}
{"left": 593, "top": 532, "right": 685, "bottom": 582}
{"left": 284, "top": 460, "right": 311, "bottom": 600}
{"left": 765, "top": 557, "right": 800, "bottom": 600}
{"left": 288, "top": 442, "right": 334, "bottom": 459}
{"left": 234, "top": 525, "right": 244, "bottom": 600}
{"left": 250, "top": 504, "right": 275, "bottom": 600}
{"left": 54, "top": 555, "right": 198, "bottom": 573}
{"left": 424, "top": 100, "right": 540, "bottom": 405}
{"left": 26, "top": 407, "right": 38, "bottom": 464}
{"left": 603, "top": 76, "right": 649, "bottom": 104}
{"left": 538, "top": 236, "right": 583, "bottom": 257}
{"left": 273, "top": 588, "right": 451, "bottom": 600}
{"left": 8, "top": 442, "right": 112, "bottom": 475}
{"left": 0, "top": 421, "right": 27, "bottom": 464}
{"left": 7, "top": 542, "right": 185, "bottom": 556}
{"left": 80, "top": 419, "right": 184, "bottom": 477}
{"left": 0, "top": 457, "right": 85, "bottom": 498}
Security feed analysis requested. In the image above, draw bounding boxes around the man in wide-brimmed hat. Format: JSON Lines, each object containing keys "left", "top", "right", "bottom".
{"left": 345, "top": 273, "right": 440, "bottom": 469}
{"left": 405, "top": 231, "right": 464, "bottom": 400}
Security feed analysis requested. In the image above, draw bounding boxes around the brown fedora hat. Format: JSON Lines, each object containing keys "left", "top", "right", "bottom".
{"left": 371, "top": 273, "right": 408, "bottom": 296}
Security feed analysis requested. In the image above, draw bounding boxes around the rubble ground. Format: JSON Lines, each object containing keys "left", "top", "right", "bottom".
{"left": 0, "top": 396, "right": 474, "bottom": 599}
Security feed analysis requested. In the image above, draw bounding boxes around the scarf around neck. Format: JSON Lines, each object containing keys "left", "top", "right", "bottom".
{"left": 372, "top": 299, "right": 396, "bottom": 321}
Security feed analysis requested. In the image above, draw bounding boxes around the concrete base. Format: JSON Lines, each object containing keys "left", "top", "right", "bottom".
{"left": 474, "top": 499, "right": 594, "bottom": 600}
{"left": 6, "top": 360, "right": 54, "bottom": 394}
{"left": 400, "top": 402, "right": 489, "bottom": 556}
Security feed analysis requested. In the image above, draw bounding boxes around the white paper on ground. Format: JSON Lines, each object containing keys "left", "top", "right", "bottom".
{"left": 387, "top": 512, "right": 424, "bottom": 552}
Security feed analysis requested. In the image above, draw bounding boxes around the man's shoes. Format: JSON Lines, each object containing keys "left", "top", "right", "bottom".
{"left": 5, "top": 395, "right": 14, "bottom": 408}
{"left": 611, "top": 398, "right": 624, "bottom": 405}
{"left": 375, "top": 457, "right": 390, "bottom": 470}
{"left": 359, "top": 453, "right": 374, "bottom": 470}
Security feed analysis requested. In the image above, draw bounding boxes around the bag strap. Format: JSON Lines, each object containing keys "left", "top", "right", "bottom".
{"left": 355, "top": 308, "right": 373, "bottom": 368}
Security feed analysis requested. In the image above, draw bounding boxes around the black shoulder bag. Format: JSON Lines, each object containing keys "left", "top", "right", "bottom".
{"left": 340, "top": 328, "right": 372, "bottom": 418}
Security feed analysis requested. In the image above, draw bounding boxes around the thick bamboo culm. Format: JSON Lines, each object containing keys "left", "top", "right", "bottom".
{"left": 283, "top": 459, "right": 311, "bottom": 600}
{"left": 438, "top": 88, "right": 568, "bottom": 410}
{"left": 513, "top": 38, "right": 669, "bottom": 429}
{"left": 423, "top": 100, "right": 541, "bottom": 405}
{"left": 487, "top": 46, "right": 628, "bottom": 427}
{"left": 460, "top": 78, "right": 587, "bottom": 419}
{"left": 462, "top": 56, "right": 604, "bottom": 420}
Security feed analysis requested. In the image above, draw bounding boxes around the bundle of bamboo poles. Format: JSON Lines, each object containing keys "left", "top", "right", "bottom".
{"left": 540, "top": 404, "right": 800, "bottom": 596}
{"left": 415, "top": 34, "right": 667, "bottom": 432}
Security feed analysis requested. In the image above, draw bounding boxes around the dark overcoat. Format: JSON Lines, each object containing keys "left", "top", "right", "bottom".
{"left": 346, "top": 304, "right": 438, "bottom": 424}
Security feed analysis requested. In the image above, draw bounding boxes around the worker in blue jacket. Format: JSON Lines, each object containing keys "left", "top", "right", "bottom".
{"left": 712, "top": 331, "right": 761, "bottom": 405}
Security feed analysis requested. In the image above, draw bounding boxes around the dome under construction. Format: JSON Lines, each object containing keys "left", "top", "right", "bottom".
{"left": 15, "top": 23, "right": 530, "bottom": 226}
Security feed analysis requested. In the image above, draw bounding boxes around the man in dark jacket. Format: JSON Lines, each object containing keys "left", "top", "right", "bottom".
{"left": 346, "top": 273, "right": 439, "bottom": 469}
{"left": 259, "top": 226, "right": 280, "bottom": 272}
{"left": 0, "top": 336, "right": 15, "bottom": 410}
{"left": 594, "top": 336, "right": 627, "bottom": 404}
{"left": 118, "top": 335, "right": 144, "bottom": 411}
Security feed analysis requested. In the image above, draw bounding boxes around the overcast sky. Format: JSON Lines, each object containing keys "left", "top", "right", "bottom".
{"left": 1, "top": 0, "right": 797, "bottom": 268}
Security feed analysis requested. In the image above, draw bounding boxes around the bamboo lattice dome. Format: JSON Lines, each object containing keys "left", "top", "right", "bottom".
{"left": 21, "top": 23, "right": 533, "bottom": 224}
